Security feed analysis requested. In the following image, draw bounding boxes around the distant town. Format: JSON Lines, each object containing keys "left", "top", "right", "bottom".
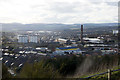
{"left": 1, "top": 24, "right": 119, "bottom": 77}
{"left": 0, "top": 0, "right": 119, "bottom": 79}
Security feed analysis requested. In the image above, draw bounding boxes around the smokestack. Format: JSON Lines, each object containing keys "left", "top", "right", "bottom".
{"left": 81, "top": 25, "right": 83, "bottom": 44}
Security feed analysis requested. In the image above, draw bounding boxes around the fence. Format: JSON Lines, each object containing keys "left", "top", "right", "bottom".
{"left": 85, "top": 68, "right": 120, "bottom": 80}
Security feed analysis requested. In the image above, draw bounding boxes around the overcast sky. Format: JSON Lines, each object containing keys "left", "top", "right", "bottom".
{"left": 0, "top": 0, "right": 119, "bottom": 24}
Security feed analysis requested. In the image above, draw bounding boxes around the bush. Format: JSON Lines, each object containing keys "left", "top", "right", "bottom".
{"left": 19, "top": 60, "right": 61, "bottom": 78}
{"left": 2, "top": 64, "right": 12, "bottom": 79}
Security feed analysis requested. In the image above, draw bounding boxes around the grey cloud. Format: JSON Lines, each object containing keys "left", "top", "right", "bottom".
{"left": 49, "top": 2, "right": 78, "bottom": 13}
{"left": 106, "top": 2, "right": 118, "bottom": 6}
{"left": 43, "top": 14, "right": 75, "bottom": 23}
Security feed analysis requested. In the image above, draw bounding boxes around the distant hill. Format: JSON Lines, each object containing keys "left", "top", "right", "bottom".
{"left": 0, "top": 23, "right": 118, "bottom": 31}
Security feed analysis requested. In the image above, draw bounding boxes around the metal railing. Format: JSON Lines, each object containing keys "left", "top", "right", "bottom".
{"left": 85, "top": 68, "right": 120, "bottom": 80}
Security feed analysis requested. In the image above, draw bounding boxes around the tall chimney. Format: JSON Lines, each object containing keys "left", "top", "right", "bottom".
{"left": 81, "top": 25, "right": 83, "bottom": 44}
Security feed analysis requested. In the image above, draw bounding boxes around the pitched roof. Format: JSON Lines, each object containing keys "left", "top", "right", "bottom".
{"left": 57, "top": 47, "right": 78, "bottom": 50}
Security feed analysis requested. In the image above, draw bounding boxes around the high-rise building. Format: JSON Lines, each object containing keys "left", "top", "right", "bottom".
{"left": 18, "top": 35, "right": 28, "bottom": 43}
{"left": 29, "top": 35, "right": 38, "bottom": 43}
{"left": 113, "top": 30, "right": 118, "bottom": 35}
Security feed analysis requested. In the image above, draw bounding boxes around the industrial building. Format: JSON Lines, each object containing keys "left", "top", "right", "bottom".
{"left": 83, "top": 37, "right": 103, "bottom": 43}
{"left": 53, "top": 47, "right": 82, "bottom": 55}
{"left": 55, "top": 38, "right": 67, "bottom": 44}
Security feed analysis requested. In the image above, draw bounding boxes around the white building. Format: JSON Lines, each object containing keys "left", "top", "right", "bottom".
{"left": 18, "top": 35, "right": 39, "bottom": 43}
{"left": 29, "top": 35, "right": 38, "bottom": 43}
{"left": 55, "top": 38, "right": 67, "bottom": 44}
{"left": 18, "top": 35, "right": 28, "bottom": 43}
{"left": 113, "top": 30, "right": 118, "bottom": 35}
{"left": 83, "top": 37, "right": 103, "bottom": 43}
